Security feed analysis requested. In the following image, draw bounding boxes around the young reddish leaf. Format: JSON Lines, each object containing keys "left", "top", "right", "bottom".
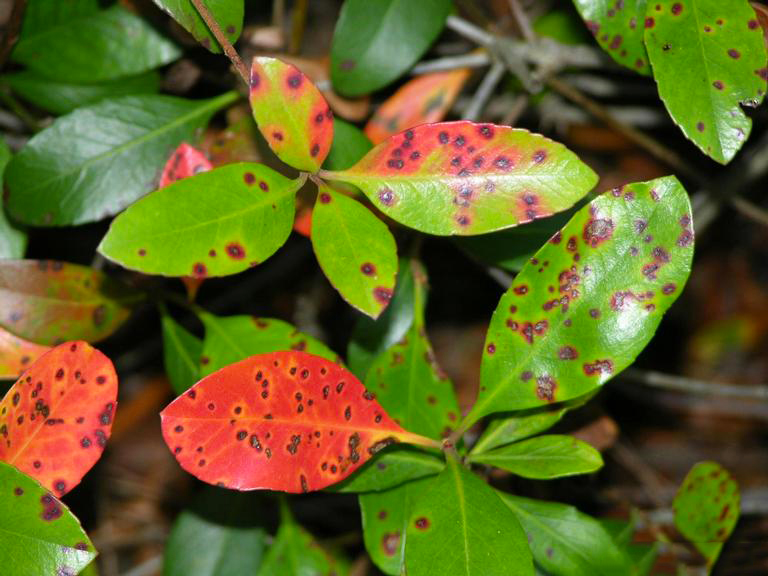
{"left": 0, "top": 341, "right": 118, "bottom": 496}
{"left": 324, "top": 121, "right": 598, "bottom": 235}
{"left": 0, "top": 260, "right": 138, "bottom": 345}
{"left": 249, "top": 56, "right": 334, "bottom": 172}
{"left": 365, "top": 69, "right": 471, "bottom": 144}
{"left": 159, "top": 142, "right": 213, "bottom": 188}
{"left": 0, "top": 327, "right": 50, "bottom": 379}
{"left": 161, "top": 350, "right": 435, "bottom": 493}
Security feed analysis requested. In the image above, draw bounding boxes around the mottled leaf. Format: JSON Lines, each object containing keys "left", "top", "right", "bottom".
{"left": 0, "top": 461, "right": 95, "bottom": 576}
{"left": 162, "top": 313, "right": 202, "bottom": 395}
{"left": 159, "top": 142, "right": 213, "bottom": 188}
{"left": 332, "top": 446, "right": 444, "bottom": 493}
{"left": 326, "top": 121, "right": 598, "bottom": 235}
{"left": 644, "top": 0, "right": 767, "bottom": 163}
{"left": 161, "top": 350, "right": 435, "bottom": 493}
{"left": 0, "top": 137, "right": 26, "bottom": 259}
{"left": 249, "top": 57, "right": 333, "bottom": 172}
{"left": 152, "top": 0, "right": 243, "bottom": 53}
{"left": 0, "top": 327, "right": 50, "bottom": 380}
{"left": 99, "top": 163, "right": 302, "bottom": 278}
{"left": 0, "top": 341, "right": 117, "bottom": 496}
{"left": 6, "top": 92, "right": 238, "bottom": 226}
{"left": 330, "top": 0, "right": 453, "bottom": 96}
{"left": 324, "top": 118, "right": 374, "bottom": 171}
{"left": 466, "top": 176, "right": 694, "bottom": 424}
{"left": 0, "top": 260, "right": 137, "bottom": 346}
{"left": 673, "top": 461, "right": 739, "bottom": 567}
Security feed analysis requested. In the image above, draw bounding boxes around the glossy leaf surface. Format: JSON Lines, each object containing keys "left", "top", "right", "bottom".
{"left": 499, "top": 492, "right": 630, "bottom": 576}
{"left": 159, "top": 142, "right": 213, "bottom": 188}
{"left": 472, "top": 406, "right": 571, "bottom": 455}
{"left": 0, "top": 462, "right": 95, "bottom": 576}
{"left": 332, "top": 446, "right": 443, "bottom": 493}
{"left": 0, "top": 327, "right": 50, "bottom": 380}
{"left": 468, "top": 176, "right": 694, "bottom": 423}
{"left": 0, "top": 137, "right": 26, "bottom": 259}
{"left": 161, "top": 350, "right": 431, "bottom": 493}
{"left": 324, "top": 118, "right": 373, "bottom": 171}
{"left": 0, "top": 260, "right": 136, "bottom": 345}
{"left": 645, "top": 0, "right": 767, "bottom": 163}
{"left": 18, "top": 0, "right": 99, "bottom": 39}
{"left": 99, "top": 163, "right": 302, "bottom": 278}
{"left": 0, "top": 341, "right": 117, "bottom": 495}
{"left": 469, "top": 434, "right": 603, "bottom": 479}
{"left": 249, "top": 57, "right": 333, "bottom": 172}
{"left": 673, "top": 461, "right": 739, "bottom": 566}
{"left": 330, "top": 0, "right": 452, "bottom": 96}
{"left": 162, "top": 314, "right": 202, "bottom": 395}
{"left": 153, "top": 0, "right": 243, "bottom": 53}
{"left": 6, "top": 92, "right": 237, "bottom": 226}
{"left": 327, "top": 121, "right": 598, "bottom": 235}
{"left": 312, "top": 186, "right": 398, "bottom": 318}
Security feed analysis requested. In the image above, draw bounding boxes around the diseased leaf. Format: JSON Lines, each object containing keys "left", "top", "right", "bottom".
{"left": 0, "top": 341, "right": 117, "bottom": 496}
{"left": 152, "top": 0, "right": 244, "bottom": 53}
{"left": 0, "top": 327, "right": 50, "bottom": 380}
{"left": 0, "top": 461, "right": 96, "bottom": 576}
{"left": 332, "top": 446, "right": 444, "bottom": 493}
{"left": 673, "top": 461, "right": 739, "bottom": 567}
{"left": 6, "top": 92, "right": 238, "bottom": 226}
{"left": 324, "top": 118, "right": 374, "bottom": 171}
{"left": 312, "top": 186, "right": 398, "bottom": 318}
{"left": 466, "top": 176, "right": 694, "bottom": 424}
{"left": 330, "top": 0, "right": 453, "bottom": 96}
{"left": 161, "top": 350, "right": 434, "bottom": 493}
{"left": 0, "top": 137, "right": 26, "bottom": 259}
{"left": 325, "top": 121, "right": 598, "bottom": 235}
{"left": 644, "top": 0, "right": 767, "bottom": 163}
{"left": 0, "top": 260, "right": 137, "bottom": 346}
{"left": 249, "top": 57, "right": 334, "bottom": 172}
{"left": 162, "top": 313, "right": 202, "bottom": 395}
{"left": 159, "top": 142, "right": 213, "bottom": 188}
{"left": 99, "top": 163, "right": 303, "bottom": 278}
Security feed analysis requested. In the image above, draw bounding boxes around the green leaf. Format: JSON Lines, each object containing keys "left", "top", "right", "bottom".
{"left": 673, "top": 461, "right": 739, "bottom": 568}
{"left": 199, "top": 313, "right": 338, "bottom": 377}
{"left": 161, "top": 313, "right": 202, "bottom": 395}
{"left": 644, "top": 0, "right": 767, "bottom": 163}
{"left": 534, "top": 9, "right": 591, "bottom": 46}
{"left": 12, "top": 5, "right": 180, "bottom": 82}
{"left": 405, "top": 456, "right": 534, "bottom": 576}
{"left": 0, "top": 461, "right": 96, "bottom": 576}
{"left": 152, "top": 0, "right": 244, "bottom": 53}
{"left": 99, "top": 163, "right": 301, "bottom": 277}
{"left": 311, "top": 186, "right": 398, "bottom": 319}
{"left": 0, "top": 138, "right": 26, "bottom": 259}
{"left": 323, "top": 118, "right": 373, "bottom": 171}
{"left": 164, "top": 487, "right": 268, "bottom": 576}
{"left": 466, "top": 176, "right": 694, "bottom": 424}
{"left": 19, "top": 0, "right": 100, "bottom": 40}
{"left": 573, "top": 0, "right": 651, "bottom": 74}
{"left": 469, "top": 434, "right": 603, "bottom": 479}
{"left": 6, "top": 92, "right": 237, "bottom": 226}
{"left": 331, "top": 446, "right": 444, "bottom": 493}
{"left": 3, "top": 70, "right": 160, "bottom": 115}
{"left": 330, "top": 0, "right": 452, "bottom": 96}
{"left": 498, "top": 492, "right": 630, "bottom": 576}
{"left": 326, "top": 121, "right": 598, "bottom": 236}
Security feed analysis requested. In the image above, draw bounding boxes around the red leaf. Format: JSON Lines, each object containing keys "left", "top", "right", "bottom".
{"left": 161, "top": 350, "right": 435, "bottom": 493}
{"left": 159, "top": 142, "right": 213, "bottom": 188}
{"left": 0, "top": 341, "right": 118, "bottom": 496}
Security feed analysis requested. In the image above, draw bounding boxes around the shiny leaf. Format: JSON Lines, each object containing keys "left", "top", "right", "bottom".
{"left": 326, "top": 121, "right": 598, "bottom": 235}
{"left": 324, "top": 118, "right": 373, "bottom": 171}
{"left": 161, "top": 313, "right": 202, "bottom": 395}
{"left": 152, "top": 0, "right": 243, "bottom": 53}
{"left": 18, "top": 0, "right": 99, "bottom": 40}
{"left": 332, "top": 446, "right": 444, "bottom": 493}
{"left": 159, "top": 142, "right": 213, "bottom": 188}
{"left": 472, "top": 406, "right": 570, "bottom": 455}
{"left": 0, "top": 327, "right": 50, "bottom": 380}
{"left": 0, "top": 137, "right": 26, "bottom": 259}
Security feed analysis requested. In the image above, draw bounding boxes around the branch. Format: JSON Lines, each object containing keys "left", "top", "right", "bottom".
{"left": 190, "top": 0, "right": 249, "bottom": 85}
{"left": 507, "top": 0, "right": 535, "bottom": 43}
{"left": 411, "top": 51, "right": 491, "bottom": 74}
{"left": 0, "top": 0, "right": 26, "bottom": 71}
{"left": 462, "top": 60, "right": 506, "bottom": 120}
{"left": 621, "top": 367, "right": 768, "bottom": 400}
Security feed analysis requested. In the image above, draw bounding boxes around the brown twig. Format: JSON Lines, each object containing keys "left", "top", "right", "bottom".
{"left": 0, "top": 0, "right": 26, "bottom": 71}
{"left": 622, "top": 367, "right": 768, "bottom": 400}
{"left": 189, "top": 0, "right": 249, "bottom": 85}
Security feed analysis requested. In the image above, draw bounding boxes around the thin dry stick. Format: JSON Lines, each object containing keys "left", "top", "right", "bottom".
{"left": 507, "top": 0, "right": 535, "bottom": 42}
{"left": 729, "top": 195, "right": 768, "bottom": 228}
{"left": 622, "top": 367, "right": 768, "bottom": 400}
{"left": 189, "top": 0, "right": 249, "bottom": 85}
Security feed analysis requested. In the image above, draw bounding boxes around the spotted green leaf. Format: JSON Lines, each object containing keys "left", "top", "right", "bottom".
{"left": 673, "top": 461, "right": 739, "bottom": 568}
{"left": 573, "top": 0, "right": 650, "bottom": 74}
{"left": 644, "top": 0, "right": 767, "bottom": 163}
{"left": 0, "top": 137, "right": 26, "bottom": 259}
{"left": 464, "top": 176, "right": 694, "bottom": 426}
{"left": 0, "top": 461, "right": 96, "bottom": 576}
{"left": 332, "top": 446, "right": 444, "bottom": 493}
{"left": 152, "top": 0, "right": 243, "bottom": 53}
{"left": 162, "top": 312, "right": 202, "bottom": 395}
{"left": 330, "top": 0, "right": 452, "bottom": 97}
{"left": 99, "top": 163, "right": 303, "bottom": 278}
{"left": 325, "top": 121, "right": 598, "bottom": 236}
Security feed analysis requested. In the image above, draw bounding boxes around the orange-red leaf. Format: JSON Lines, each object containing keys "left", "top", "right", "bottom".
{"left": 159, "top": 142, "right": 213, "bottom": 188}
{"left": 0, "top": 327, "right": 50, "bottom": 379}
{"left": 0, "top": 341, "right": 118, "bottom": 496}
{"left": 161, "top": 350, "right": 432, "bottom": 493}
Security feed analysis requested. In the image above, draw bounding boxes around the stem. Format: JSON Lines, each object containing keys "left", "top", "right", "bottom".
{"left": 401, "top": 431, "right": 443, "bottom": 451}
{"left": 411, "top": 51, "right": 491, "bottom": 75}
{"left": 0, "top": 87, "right": 40, "bottom": 132}
{"left": 462, "top": 60, "right": 506, "bottom": 121}
{"left": 507, "top": 0, "right": 535, "bottom": 43}
{"left": 621, "top": 367, "right": 768, "bottom": 400}
{"left": 189, "top": 0, "right": 249, "bottom": 86}
{"left": 729, "top": 196, "right": 768, "bottom": 228}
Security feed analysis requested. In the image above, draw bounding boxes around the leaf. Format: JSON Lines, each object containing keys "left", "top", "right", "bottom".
{"left": 324, "top": 118, "right": 374, "bottom": 171}
{"left": 311, "top": 186, "right": 399, "bottom": 318}
{"left": 325, "top": 121, "right": 598, "bottom": 236}
{"left": 365, "top": 69, "right": 472, "bottom": 144}
{"left": 99, "top": 163, "right": 302, "bottom": 277}
{"left": 2, "top": 70, "right": 161, "bottom": 115}
{"left": 644, "top": 0, "right": 767, "bottom": 164}
{"left": 498, "top": 492, "right": 631, "bottom": 576}
{"left": 152, "top": 0, "right": 244, "bottom": 53}
{"left": 0, "top": 341, "right": 118, "bottom": 496}
{"left": 0, "top": 461, "right": 96, "bottom": 576}
{"left": 161, "top": 350, "right": 434, "bottom": 493}
{"left": 199, "top": 313, "right": 338, "bottom": 377}
{"left": 161, "top": 313, "right": 202, "bottom": 395}
{"left": 331, "top": 446, "right": 444, "bottom": 492}
{"left": 330, "top": 0, "right": 453, "bottom": 96}
{"left": 12, "top": 5, "right": 180, "bottom": 82}
{"left": 0, "top": 327, "right": 50, "bottom": 380}
{"left": 471, "top": 406, "right": 570, "bottom": 455}
{"left": 466, "top": 176, "right": 694, "bottom": 424}
{"left": 468, "top": 434, "right": 603, "bottom": 479}
{"left": 673, "top": 461, "right": 739, "bottom": 567}
{"left": 573, "top": 0, "right": 651, "bottom": 74}
{"left": 18, "top": 0, "right": 100, "bottom": 40}
{"left": 405, "top": 455, "right": 534, "bottom": 576}
{"left": 5, "top": 92, "right": 238, "bottom": 226}
{"left": 0, "top": 260, "right": 137, "bottom": 346}
{"left": 249, "top": 56, "right": 334, "bottom": 172}
{"left": 158, "top": 142, "right": 213, "bottom": 188}
{"left": 0, "top": 137, "right": 26, "bottom": 259}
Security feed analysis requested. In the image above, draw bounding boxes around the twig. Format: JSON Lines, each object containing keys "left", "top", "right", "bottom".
{"left": 0, "top": 0, "right": 26, "bottom": 71}
{"left": 411, "top": 51, "right": 491, "bottom": 74}
{"left": 611, "top": 440, "right": 669, "bottom": 509}
{"left": 507, "top": 0, "right": 535, "bottom": 43}
{"left": 500, "top": 93, "right": 529, "bottom": 125}
{"left": 621, "top": 368, "right": 768, "bottom": 400}
{"left": 446, "top": 14, "right": 494, "bottom": 46}
{"left": 729, "top": 195, "right": 768, "bottom": 228}
{"left": 463, "top": 60, "right": 506, "bottom": 120}
{"left": 189, "top": 0, "right": 249, "bottom": 85}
